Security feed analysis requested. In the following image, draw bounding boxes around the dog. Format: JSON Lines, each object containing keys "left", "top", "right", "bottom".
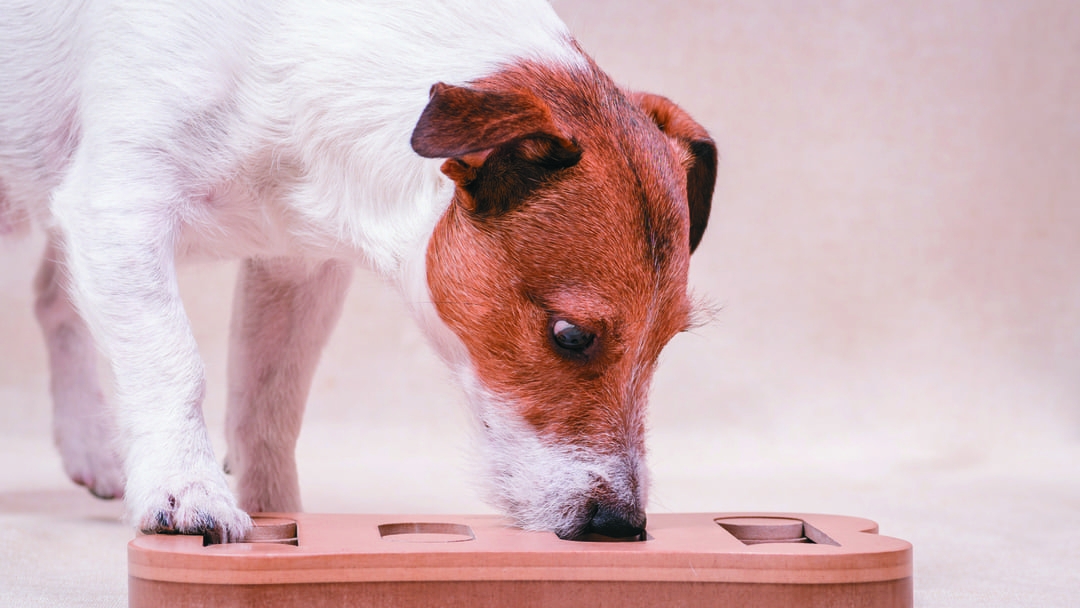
{"left": 0, "top": 0, "right": 715, "bottom": 542}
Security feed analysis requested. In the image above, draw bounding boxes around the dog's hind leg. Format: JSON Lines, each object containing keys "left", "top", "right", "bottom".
{"left": 225, "top": 257, "right": 352, "bottom": 513}
{"left": 34, "top": 232, "right": 125, "bottom": 499}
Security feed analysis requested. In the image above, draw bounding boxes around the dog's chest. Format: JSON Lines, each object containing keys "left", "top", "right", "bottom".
{"left": 174, "top": 174, "right": 309, "bottom": 263}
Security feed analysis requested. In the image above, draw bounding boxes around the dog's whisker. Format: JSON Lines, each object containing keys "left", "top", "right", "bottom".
{"left": 687, "top": 292, "right": 723, "bottom": 331}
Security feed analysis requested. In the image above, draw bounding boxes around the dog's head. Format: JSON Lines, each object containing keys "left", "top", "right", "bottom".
{"left": 411, "top": 62, "right": 715, "bottom": 540}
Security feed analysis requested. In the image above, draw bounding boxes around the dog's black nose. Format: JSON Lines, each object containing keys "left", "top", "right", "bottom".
{"left": 588, "top": 504, "right": 646, "bottom": 539}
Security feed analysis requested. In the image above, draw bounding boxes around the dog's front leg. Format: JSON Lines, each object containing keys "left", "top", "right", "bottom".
{"left": 52, "top": 181, "right": 251, "bottom": 542}
{"left": 225, "top": 257, "right": 352, "bottom": 513}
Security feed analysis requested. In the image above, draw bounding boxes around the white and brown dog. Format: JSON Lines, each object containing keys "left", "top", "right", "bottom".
{"left": 0, "top": 0, "right": 715, "bottom": 542}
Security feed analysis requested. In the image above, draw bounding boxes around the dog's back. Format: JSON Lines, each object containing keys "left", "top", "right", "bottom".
{"left": 0, "top": 0, "right": 582, "bottom": 265}
{"left": 0, "top": 2, "right": 84, "bottom": 227}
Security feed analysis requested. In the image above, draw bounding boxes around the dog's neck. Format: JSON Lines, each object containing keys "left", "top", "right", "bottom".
{"left": 256, "top": 1, "right": 586, "bottom": 276}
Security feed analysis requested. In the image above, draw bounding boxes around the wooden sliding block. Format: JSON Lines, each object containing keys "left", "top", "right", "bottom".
{"left": 128, "top": 512, "right": 912, "bottom": 607}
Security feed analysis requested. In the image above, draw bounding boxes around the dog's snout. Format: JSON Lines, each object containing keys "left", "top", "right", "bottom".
{"left": 588, "top": 503, "right": 646, "bottom": 540}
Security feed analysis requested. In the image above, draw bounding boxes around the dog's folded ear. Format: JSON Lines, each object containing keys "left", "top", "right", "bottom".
{"left": 628, "top": 93, "right": 717, "bottom": 254}
{"left": 411, "top": 83, "right": 581, "bottom": 216}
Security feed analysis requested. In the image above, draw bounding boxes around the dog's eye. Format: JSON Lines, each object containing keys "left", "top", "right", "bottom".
{"left": 551, "top": 319, "right": 595, "bottom": 353}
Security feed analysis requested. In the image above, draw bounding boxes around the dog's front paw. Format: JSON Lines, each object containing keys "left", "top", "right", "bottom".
{"left": 128, "top": 470, "right": 253, "bottom": 544}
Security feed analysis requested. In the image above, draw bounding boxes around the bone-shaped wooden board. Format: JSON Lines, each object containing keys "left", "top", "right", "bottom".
{"left": 129, "top": 512, "right": 913, "bottom": 607}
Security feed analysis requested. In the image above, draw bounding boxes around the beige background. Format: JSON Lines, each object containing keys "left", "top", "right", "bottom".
{"left": 2, "top": 1, "right": 1078, "bottom": 605}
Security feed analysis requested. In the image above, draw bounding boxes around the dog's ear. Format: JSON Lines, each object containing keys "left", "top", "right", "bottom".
{"left": 629, "top": 93, "right": 716, "bottom": 254}
{"left": 411, "top": 83, "right": 582, "bottom": 216}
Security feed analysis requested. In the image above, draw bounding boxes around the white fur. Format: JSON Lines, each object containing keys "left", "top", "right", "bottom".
{"left": 225, "top": 257, "right": 353, "bottom": 513}
{"left": 0, "top": 0, "right": 624, "bottom": 539}
{"left": 457, "top": 371, "right": 649, "bottom": 538}
{"left": 33, "top": 233, "right": 124, "bottom": 498}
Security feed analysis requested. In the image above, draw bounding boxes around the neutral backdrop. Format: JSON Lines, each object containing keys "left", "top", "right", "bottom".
{"left": 2, "top": 1, "right": 1078, "bottom": 606}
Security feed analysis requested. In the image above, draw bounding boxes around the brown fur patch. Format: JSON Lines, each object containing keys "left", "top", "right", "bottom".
{"left": 423, "top": 59, "right": 712, "bottom": 454}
